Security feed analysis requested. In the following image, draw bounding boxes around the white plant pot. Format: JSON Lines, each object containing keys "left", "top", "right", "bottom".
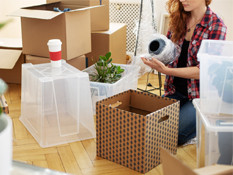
{"left": 0, "top": 114, "right": 12, "bottom": 175}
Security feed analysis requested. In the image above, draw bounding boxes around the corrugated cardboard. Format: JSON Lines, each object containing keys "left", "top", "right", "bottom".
{"left": 46, "top": 0, "right": 109, "bottom": 31}
{"left": 0, "top": 49, "right": 24, "bottom": 84}
{"left": 11, "top": 2, "right": 101, "bottom": 60}
{"left": 96, "top": 90, "right": 180, "bottom": 173}
{"left": 0, "top": 38, "right": 24, "bottom": 84}
{"left": 87, "top": 23, "right": 127, "bottom": 66}
{"left": 161, "top": 148, "right": 233, "bottom": 175}
{"left": 25, "top": 55, "right": 86, "bottom": 70}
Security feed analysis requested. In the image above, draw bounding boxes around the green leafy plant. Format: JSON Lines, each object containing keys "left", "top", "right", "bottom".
{"left": 90, "top": 52, "right": 125, "bottom": 84}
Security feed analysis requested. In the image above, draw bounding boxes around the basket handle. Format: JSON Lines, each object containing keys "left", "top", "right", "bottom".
{"left": 109, "top": 101, "right": 122, "bottom": 108}
{"left": 158, "top": 115, "right": 169, "bottom": 123}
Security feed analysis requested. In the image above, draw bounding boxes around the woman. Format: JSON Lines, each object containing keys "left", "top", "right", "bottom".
{"left": 142, "top": 0, "right": 227, "bottom": 145}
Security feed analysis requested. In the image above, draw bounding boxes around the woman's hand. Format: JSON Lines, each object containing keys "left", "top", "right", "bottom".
{"left": 141, "top": 57, "right": 168, "bottom": 74}
{"left": 141, "top": 57, "right": 200, "bottom": 79}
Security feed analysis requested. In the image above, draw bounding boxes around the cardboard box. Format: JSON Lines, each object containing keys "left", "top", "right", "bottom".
{"left": 11, "top": 2, "right": 100, "bottom": 60}
{"left": 96, "top": 90, "right": 180, "bottom": 173}
{"left": 87, "top": 23, "right": 127, "bottom": 66}
{"left": 47, "top": 0, "right": 109, "bottom": 32}
{"left": 26, "top": 55, "right": 87, "bottom": 70}
{"left": 161, "top": 148, "right": 233, "bottom": 175}
{"left": 0, "top": 38, "right": 24, "bottom": 84}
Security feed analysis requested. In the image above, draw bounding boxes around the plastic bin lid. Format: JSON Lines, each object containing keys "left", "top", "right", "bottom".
{"left": 193, "top": 99, "right": 233, "bottom": 132}
{"left": 197, "top": 39, "right": 233, "bottom": 61}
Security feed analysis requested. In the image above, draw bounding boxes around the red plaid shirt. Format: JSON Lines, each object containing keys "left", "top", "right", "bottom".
{"left": 164, "top": 6, "right": 227, "bottom": 99}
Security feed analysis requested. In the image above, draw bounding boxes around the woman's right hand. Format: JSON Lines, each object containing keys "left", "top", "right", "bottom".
{"left": 141, "top": 57, "right": 168, "bottom": 74}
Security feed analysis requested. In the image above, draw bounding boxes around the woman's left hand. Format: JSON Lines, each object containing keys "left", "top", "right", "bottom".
{"left": 141, "top": 57, "right": 168, "bottom": 74}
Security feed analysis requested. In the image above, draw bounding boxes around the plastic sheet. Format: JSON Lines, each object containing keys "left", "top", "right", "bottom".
{"left": 130, "top": 0, "right": 157, "bottom": 76}
{"left": 129, "top": 0, "right": 180, "bottom": 76}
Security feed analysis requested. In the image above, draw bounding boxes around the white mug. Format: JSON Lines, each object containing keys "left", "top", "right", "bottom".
{"left": 0, "top": 114, "right": 12, "bottom": 175}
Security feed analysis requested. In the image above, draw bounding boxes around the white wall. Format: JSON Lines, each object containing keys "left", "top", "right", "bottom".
{"left": 110, "top": 0, "right": 233, "bottom": 40}
{"left": 210, "top": 0, "right": 233, "bottom": 40}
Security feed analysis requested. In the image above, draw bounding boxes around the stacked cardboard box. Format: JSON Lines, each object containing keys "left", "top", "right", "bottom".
{"left": 10, "top": 0, "right": 109, "bottom": 59}
{"left": 47, "top": 0, "right": 109, "bottom": 32}
{"left": 11, "top": 2, "right": 98, "bottom": 60}
{"left": 9, "top": 0, "right": 126, "bottom": 75}
{"left": 7, "top": 0, "right": 111, "bottom": 80}
{"left": 46, "top": 1, "right": 127, "bottom": 67}
{"left": 87, "top": 23, "right": 127, "bottom": 66}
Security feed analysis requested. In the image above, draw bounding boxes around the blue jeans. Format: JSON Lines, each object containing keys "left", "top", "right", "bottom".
{"left": 165, "top": 91, "right": 196, "bottom": 145}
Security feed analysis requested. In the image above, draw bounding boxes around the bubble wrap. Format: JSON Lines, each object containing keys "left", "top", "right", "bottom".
{"left": 148, "top": 33, "right": 179, "bottom": 65}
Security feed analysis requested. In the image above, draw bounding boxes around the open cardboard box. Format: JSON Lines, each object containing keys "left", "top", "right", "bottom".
{"left": 11, "top": 2, "right": 102, "bottom": 60}
{"left": 161, "top": 148, "right": 233, "bottom": 175}
{"left": 0, "top": 38, "right": 24, "bottom": 84}
{"left": 96, "top": 90, "right": 180, "bottom": 173}
{"left": 47, "top": 0, "right": 109, "bottom": 31}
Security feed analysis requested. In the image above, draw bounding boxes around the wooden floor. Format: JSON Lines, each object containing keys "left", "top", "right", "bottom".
{"left": 5, "top": 73, "right": 197, "bottom": 175}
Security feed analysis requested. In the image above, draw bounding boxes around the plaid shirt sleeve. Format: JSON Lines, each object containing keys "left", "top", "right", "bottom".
{"left": 208, "top": 21, "right": 227, "bottom": 40}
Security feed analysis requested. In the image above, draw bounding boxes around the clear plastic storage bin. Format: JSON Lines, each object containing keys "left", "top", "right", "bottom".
{"left": 20, "top": 60, "right": 95, "bottom": 147}
{"left": 83, "top": 64, "right": 140, "bottom": 113}
{"left": 193, "top": 99, "right": 233, "bottom": 167}
{"left": 198, "top": 40, "right": 233, "bottom": 115}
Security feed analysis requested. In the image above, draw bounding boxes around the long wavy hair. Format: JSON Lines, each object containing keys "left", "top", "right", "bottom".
{"left": 166, "top": 0, "right": 212, "bottom": 43}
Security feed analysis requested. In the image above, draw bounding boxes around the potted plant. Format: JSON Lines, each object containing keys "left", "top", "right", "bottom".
{"left": 84, "top": 52, "right": 140, "bottom": 112}
{"left": 0, "top": 79, "right": 12, "bottom": 175}
{"left": 89, "top": 52, "right": 125, "bottom": 83}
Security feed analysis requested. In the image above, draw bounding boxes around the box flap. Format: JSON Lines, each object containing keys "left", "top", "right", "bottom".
{"left": 0, "top": 38, "right": 22, "bottom": 48}
{"left": 48, "top": 0, "right": 104, "bottom": 6}
{"left": 161, "top": 147, "right": 233, "bottom": 175}
{"left": 10, "top": 9, "right": 63, "bottom": 20}
{"left": 69, "top": 5, "right": 103, "bottom": 12}
{"left": 10, "top": 3, "right": 102, "bottom": 20}
{"left": 160, "top": 148, "right": 198, "bottom": 175}
{"left": 0, "top": 49, "right": 22, "bottom": 69}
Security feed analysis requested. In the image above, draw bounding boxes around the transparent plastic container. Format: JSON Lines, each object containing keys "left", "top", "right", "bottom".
{"left": 20, "top": 60, "right": 95, "bottom": 147}
{"left": 83, "top": 64, "right": 140, "bottom": 113}
{"left": 198, "top": 40, "right": 233, "bottom": 115}
{"left": 193, "top": 99, "right": 233, "bottom": 167}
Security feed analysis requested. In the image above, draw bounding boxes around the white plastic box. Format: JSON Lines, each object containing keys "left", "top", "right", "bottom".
{"left": 193, "top": 99, "right": 233, "bottom": 167}
{"left": 20, "top": 60, "right": 95, "bottom": 147}
{"left": 83, "top": 64, "right": 140, "bottom": 112}
{"left": 198, "top": 40, "right": 233, "bottom": 115}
